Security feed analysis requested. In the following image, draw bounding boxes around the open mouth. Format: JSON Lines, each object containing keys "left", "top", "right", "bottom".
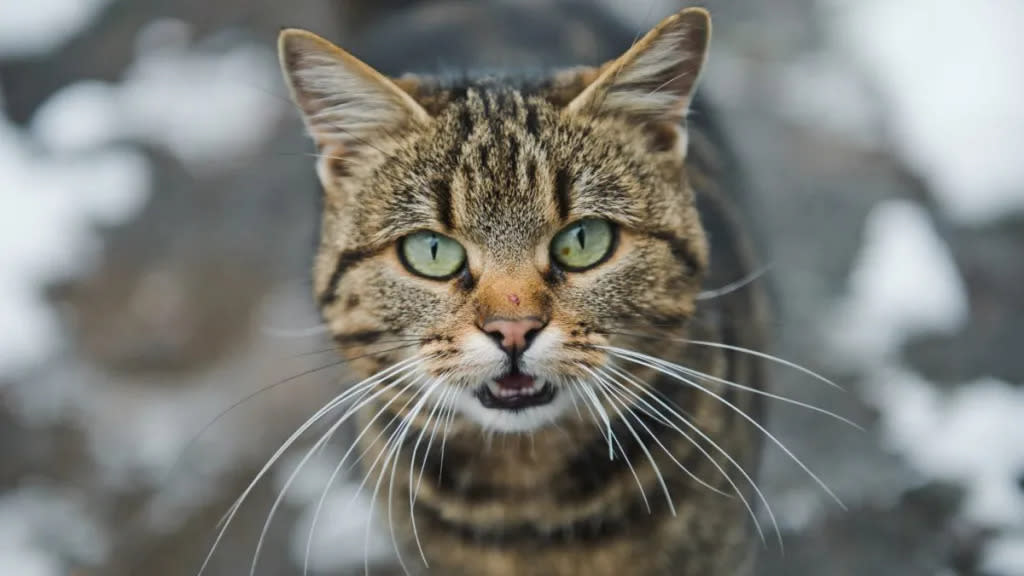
{"left": 477, "top": 372, "right": 556, "bottom": 411}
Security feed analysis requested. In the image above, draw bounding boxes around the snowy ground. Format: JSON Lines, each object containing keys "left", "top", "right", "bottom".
{"left": 1, "top": 1, "right": 1022, "bottom": 575}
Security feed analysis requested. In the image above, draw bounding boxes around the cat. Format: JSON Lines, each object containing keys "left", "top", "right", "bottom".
{"left": 275, "top": 6, "right": 769, "bottom": 575}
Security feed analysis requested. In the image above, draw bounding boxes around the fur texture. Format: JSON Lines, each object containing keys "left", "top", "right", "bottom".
{"left": 279, "top": 8, "right": 767, "bottom": 575}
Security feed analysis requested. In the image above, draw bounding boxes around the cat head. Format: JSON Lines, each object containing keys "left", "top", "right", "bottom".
{"left": 279, "top": 8, "right": 712, "bottom": 432}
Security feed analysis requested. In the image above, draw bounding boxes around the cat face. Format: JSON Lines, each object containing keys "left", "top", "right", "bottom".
{"left": 280, "top": 9, "right": 712, "bottom": 432}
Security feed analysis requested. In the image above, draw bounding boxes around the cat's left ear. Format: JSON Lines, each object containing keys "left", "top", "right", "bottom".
{"left": 278, "top": 29, "right": 431, "bottom": 152}
{"left": 566, "top": 8, "right": 710, "bottom": 126}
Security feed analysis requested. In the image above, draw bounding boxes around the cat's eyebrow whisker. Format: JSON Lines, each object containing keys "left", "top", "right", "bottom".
{"left": 586, "top": 371, "right": 677, "bottom": 516}
{"left": 603, "top": 331, "right": 845, "bottom": 392}
{"left": 696, "top": 262, "right": 774, "bottom": 301}
{"left": 253, "top": 368, "right": 432, "bottom": 576}
{"left": 599, "top": 363, "right": 773, "bottom": 549}
{"left": 605, "top": 348, "right": 846, "bottom": 511}
{"left": 197, "top": 355, "right": 424, "bottom": 576}
{"left": 572, "top": 377, "right": 651, "bottom": 514}
{"left": 589, "top": 367, "right": 730, "bottom": 498}
{"left": 604, "top": 347, "right": 862, "bottom": 430}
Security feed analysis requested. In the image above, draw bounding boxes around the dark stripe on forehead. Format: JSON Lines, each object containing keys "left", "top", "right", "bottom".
{"left": 319, "top": 248, "right": 372, "bottom": 307}
{"left": 554, "top": 168, "right": 572, "bottom": 221}
{"left": 508, "top": 136, "right": 520, "bottom": 180}
{"left": 525, "top": 101, "right": 541, "bottom": 137}
{"left": 526, "top": 157, "right": 538, "bottom": 193}
{"left": 435, "top": 179, "right": 455, "bottom": 230}
{"left": 479, "top": 90, "right": 492, "bottom": 115}
{"left": 455, "top": 105, "right": 474, "bottom": 141}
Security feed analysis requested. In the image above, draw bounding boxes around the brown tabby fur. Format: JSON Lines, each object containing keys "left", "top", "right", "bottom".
{"left": 279, "top": 8, "right": 767, "bottom": 576}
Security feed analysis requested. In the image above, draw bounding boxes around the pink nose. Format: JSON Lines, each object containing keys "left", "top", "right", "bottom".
{"left": 481, "top": 317, "right": 545, "bottom": 353}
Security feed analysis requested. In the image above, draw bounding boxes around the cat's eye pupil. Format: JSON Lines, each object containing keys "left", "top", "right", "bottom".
{"left": 429, "top": 235, "right": 439, "bottom": 260}
{"left": 575, "top": 226, "right": 586, "bottom": 250}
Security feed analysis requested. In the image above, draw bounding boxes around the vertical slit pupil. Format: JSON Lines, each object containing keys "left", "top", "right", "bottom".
{"left": 429, "top": 235, "right": 439, "bottom": 260}
{"left": 575, "top": 225, "right": 587, "bottom": 250}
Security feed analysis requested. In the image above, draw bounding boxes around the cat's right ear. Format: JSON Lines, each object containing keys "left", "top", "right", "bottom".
{"left": 278, "top": 29, "right": 431, "bottom": 154}
{"left": 565, "top": 8, "right": 710, "bottom": 127}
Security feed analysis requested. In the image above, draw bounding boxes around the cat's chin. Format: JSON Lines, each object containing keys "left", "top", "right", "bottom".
{"left": 454, "top": 381, "right": 572, "bottom": 433}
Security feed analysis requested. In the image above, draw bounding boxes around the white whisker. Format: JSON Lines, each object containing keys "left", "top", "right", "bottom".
{"left": 603, "top": 347, "right": 861, "bottom": 430}
{"left": 584, "top": 367, "right": 676, "bottom": 516}
{"left": 696, "top": 263, "right": 773, "bottom": 301}
{"left": 407, "top": 380, "right": 453, "bottom": 567}
{"left": 602, "top": 363, "right": 774, "bottom": 549}
{"left": 300, "top": 371, "right": 429, "bottom": 576}
{"left": 435, "top": 382, "right": 460, "bottom": 483}
{"left": 591, "top": 367, "right": 730, "bottom": 498}
{"left": 199, "top": 356, "right": 424, "bottom": 576}
{"left": 606, "top": 333, "right": 844, "bottom": 391}
{"left": 573, "top": 378, "right": 651, "bottom": 513}
{"left": 605, "top": 348, "right": 846, "bottom": 510}
{"left": 577, "top": 380, "right": 615, "bottom": 460}
{"left": 379, "top": 380, "right": 441, "bottom": 576}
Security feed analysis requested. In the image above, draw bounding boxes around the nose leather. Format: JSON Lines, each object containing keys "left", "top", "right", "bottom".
{"left": 481, "top": 317, "right": 545, "bottom": 352}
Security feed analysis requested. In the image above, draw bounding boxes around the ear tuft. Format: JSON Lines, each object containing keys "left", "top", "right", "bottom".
{"left": 278, "top": 29, "right": 429, "bottom": 150}
{"left": 566, "top": 8, "right": 711, "bottom": 124}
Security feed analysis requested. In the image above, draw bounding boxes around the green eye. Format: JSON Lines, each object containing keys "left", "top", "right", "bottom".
{"left": 400, "top": 230, "right": 467, "bottom": 279}
{"left": 550, "top": 218, "right": 615, "bottom": 271}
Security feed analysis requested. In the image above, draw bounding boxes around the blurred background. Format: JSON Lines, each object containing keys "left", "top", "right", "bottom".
{"left": 1, "top": 1, "right": 1022, "bottom": 574}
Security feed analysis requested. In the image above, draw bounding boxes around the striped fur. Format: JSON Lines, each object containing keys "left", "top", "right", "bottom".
{"left": 279, "top": 8, "right": 767, "bottom": 575}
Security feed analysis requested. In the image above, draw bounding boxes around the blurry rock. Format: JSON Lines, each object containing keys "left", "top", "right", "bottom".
{"left": 758, "top": 482, "right": 971, "bottom": 576}
{"left": 907, "top": 214, "right": 1024, "bottom": 385}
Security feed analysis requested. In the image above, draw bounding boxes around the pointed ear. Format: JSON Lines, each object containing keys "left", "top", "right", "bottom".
{"left": 565, "top": 8, "right": 711, "bottom": 124}
{"left": 277, "top": 29, "right": 430, "bottom": 152}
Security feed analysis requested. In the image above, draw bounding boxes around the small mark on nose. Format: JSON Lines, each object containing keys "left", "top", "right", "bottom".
{"left": 507, "top": 293, "right": 520, "bottom": 306}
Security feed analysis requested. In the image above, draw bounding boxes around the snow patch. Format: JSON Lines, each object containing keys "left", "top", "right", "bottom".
{"left": 5, "top": 287, "right": 334, "bottom": 532}
{"left": 776, "top": 52, "right": 881, "bottom": 147}
{"left": 31, "top": 19, "right": 285, "bottom": 174}
{"left": 831, "top": 197, "right": 1024, "bottom": 567}
{"left": 831, "top": 199, "right": 967, "bottom": 363}
{"left": 0, "top": 485, "right": 108, "bottom": 576}
{"left": 276, "top": 451, "right": 394, "bottom": 572}
{"left": 870, "top": 369, "right": 1024, "bottom": 528}
{"left": 0, "top": 90, "right": 150, "bottom": 375}
{"left": 0, "top": 0, "right": 110, "bottom": 58}
{"left": 982, "top": 533, "right": 1024, "bottom": 576}
{"left": 825, "top": 0, "right": 1024, "bottom": 224}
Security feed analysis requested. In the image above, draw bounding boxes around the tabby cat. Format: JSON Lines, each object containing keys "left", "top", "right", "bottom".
{"left": 276, "top": 7, "right": 768, "bottom": 576}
